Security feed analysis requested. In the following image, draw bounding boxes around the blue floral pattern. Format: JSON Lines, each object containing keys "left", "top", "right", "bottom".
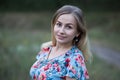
{"left": 30, "top": 46, "right": 89, "bottom": 80}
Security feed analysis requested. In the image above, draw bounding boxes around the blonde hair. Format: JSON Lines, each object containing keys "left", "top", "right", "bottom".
{"left": 50, "top": 5, "right": 92, "bottom": 61}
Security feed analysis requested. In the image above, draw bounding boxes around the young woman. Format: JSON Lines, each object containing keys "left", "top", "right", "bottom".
{"left": 30, "top": 5, "right": 92, "bottom": 80}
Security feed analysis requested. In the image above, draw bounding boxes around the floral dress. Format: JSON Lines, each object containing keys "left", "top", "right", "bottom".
{"left": 30, "top": 46, "right": 89, "bottom": 80}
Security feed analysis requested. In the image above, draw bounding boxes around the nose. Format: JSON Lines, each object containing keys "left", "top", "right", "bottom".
{"left": 59, "top": 26, "right": 65, "bottom": 34}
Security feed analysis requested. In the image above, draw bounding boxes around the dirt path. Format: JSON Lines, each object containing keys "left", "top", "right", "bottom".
{"left": 91, "top": 43, "right": 120, "bottom": 68}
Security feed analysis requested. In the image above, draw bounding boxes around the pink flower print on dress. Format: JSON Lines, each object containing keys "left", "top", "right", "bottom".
{"left": 42, "top": 47, "right": 50, "bottom": 52}
{"left": 57, "top": 66, "right": 61, "bottom": 72}
{"left": 53, "top": 63, "right": 58, "bottom": 67}
{"left": 69, "top": 65, "right": 76, "bottom": 74}
{"left": 38, "top": 73, "right": 46, "bottom": 80}
{"left": 43, "top": 63, "right": 52, "bottom": 71}
{"left": 33, "top": 74, "right": 37, "bottom": 80}
{"left": 32, "top": 61, "right": 40, "bottom": 68}
{"left": 76, "top": 54, "right": 85, "bottom": 66}
{"left": 65, "top": 58, "right": 70, "bottom": 67}
{"left": 85, "top": 70, "right": 89, "bottom": 79}
{"left": 43, "top": 65, "right": 49, "bottom": 71}
{"left": 71, "top": 68, "right": 76, "bottom": 74}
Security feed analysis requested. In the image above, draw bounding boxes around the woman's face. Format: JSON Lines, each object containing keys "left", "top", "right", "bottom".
{"left": 54, "top": 14, "right": 79, "bottom": 45}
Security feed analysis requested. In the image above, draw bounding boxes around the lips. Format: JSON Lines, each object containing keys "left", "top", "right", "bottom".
{"left": 57, "top": 35, "right": 66, "bottom": 40}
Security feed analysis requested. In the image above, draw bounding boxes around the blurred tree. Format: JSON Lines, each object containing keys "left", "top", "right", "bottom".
{"left": 0, "top": 0, "right": 119, "bottom": 12}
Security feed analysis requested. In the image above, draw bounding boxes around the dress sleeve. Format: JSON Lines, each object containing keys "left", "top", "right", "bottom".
{"left": 65, "top": 53, "right": 89, "bottom": 80}
{"left": 36, "top": 46, "right": 50, "bottom": 60}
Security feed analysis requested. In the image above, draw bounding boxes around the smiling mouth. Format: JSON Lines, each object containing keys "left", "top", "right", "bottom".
{"left": 57, "top": 35, "right": 66, "bottom": 40}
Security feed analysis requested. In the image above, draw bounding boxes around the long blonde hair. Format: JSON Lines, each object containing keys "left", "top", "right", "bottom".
{"left": 50, "top": 5, "right": 92, "bottom": 61}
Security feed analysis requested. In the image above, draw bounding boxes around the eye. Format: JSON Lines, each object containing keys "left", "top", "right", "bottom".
{"left": 66, "top": 25, "right": 73, "bottom": 29}
{"left": 56, "top": 22, "right": 62, "bottom": 27}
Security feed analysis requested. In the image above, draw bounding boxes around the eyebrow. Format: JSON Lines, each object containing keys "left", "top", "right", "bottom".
{"left": 56, "top": 20, "right": 74, "bottom": 26}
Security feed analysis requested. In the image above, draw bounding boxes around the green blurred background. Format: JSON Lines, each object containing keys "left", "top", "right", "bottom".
{"left": 0, "top": 0, "right": 120, "bottom": 80}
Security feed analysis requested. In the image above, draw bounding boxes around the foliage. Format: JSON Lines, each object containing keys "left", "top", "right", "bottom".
{"left": 0, "top": 0, "right": 119, "bottom": 12}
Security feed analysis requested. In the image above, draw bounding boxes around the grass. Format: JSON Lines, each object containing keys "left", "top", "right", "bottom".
{"left": 0, "top": 12, "right": 120, "bottom": 80}
{"left": 87, "top": 54, "right": 120, "bottom": 80}
{"left": 88, "top": 27, "right": 120, "bottom": 51}
{"left": 85, "top": 12, "right": 120, "bottom": 51}
{"left": 0, "top": 29, "right": 51, "bottom": 80}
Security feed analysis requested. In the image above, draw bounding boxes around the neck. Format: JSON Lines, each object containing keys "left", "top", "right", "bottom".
{"left": 55, "top": 42, "right": 72, "bottom": 51}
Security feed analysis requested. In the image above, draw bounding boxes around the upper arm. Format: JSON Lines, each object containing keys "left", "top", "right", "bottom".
{"left": 65, "top": 53, "right": 89, "bottom": 80}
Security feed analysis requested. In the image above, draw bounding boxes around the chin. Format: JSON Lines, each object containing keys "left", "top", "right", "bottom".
{"left": 57, "top": 40, "right": 70, "bottom": 45}
{"left": 57, "top": 40, "right": 66, "bottom": 44}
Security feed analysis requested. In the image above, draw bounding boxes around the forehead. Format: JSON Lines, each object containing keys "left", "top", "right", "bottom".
{"left": 57, "top": 14, "right": 76, "bottom": 25}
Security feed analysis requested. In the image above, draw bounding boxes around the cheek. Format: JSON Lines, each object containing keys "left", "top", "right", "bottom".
{"left": 68, "top": 30, "right": 77, "bottom": 37}
{"left": 71, "top": 31, "right": 79, "bottom": 39}
{"left": 53, "top": 26, "right": 58, "bottom": 34}
{"left": 71, "top": 33, "right": 77, "bottom": 39}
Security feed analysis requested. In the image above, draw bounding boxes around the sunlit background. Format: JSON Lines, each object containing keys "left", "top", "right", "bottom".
{"left": 0, "top": 0, "right": 120, "bottom": 80}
